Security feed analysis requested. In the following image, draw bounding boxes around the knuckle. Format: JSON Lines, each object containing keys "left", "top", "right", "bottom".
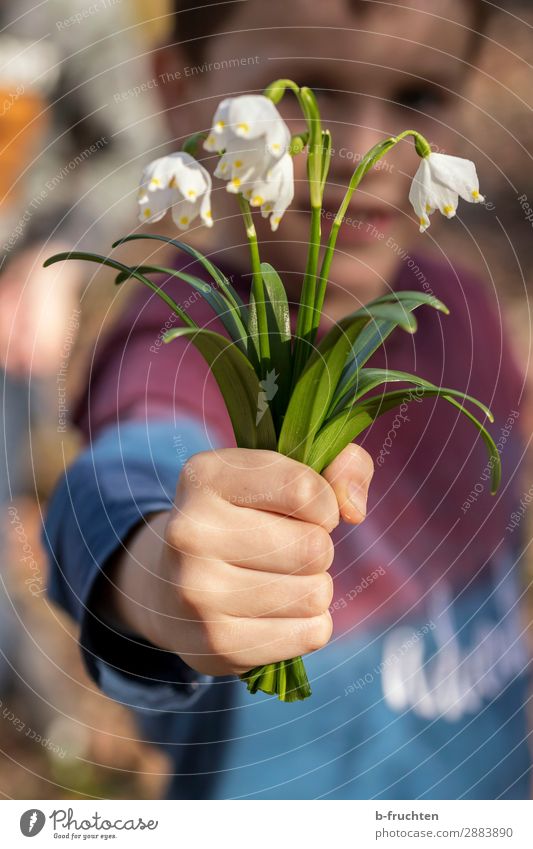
{"left": 179, "top": 564, "right": 225, "bottom": 619}
{"left": 201, "top": 620, "right": 234, "bottom": 664}
{"left": 179, "top": 582, "right": 204, "bottom": 620}
{"left": 165, "top": 516, "right": 188, "bottom": 551}
{"left": 305, "top": 573, "right": 334, "bottom": 616}
{"left": 166, "top": 516, "right": 203, "bottom": 557}
{"left": 183, "top": 524, "right": 208, "bottom": 558}
{"left": 298, "top": 526, "right": 334, "bottom": 571}
{"left": 179, "top": 450, "right": 212, "bottom": 492}
{"left": 304, "top": 612, "right": 333, "bottom": 653}
{"left": 289, "top": 469, "right": 323, "bottom": 513}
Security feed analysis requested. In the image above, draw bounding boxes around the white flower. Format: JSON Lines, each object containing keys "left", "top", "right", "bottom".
{"left": 138, "top": 152, "right": 213, "bottom": 230}
{"left": 204, "top": 94, "right": 294, "bottom": 230}
{"left": 205, "top": 94, "right": 290, "bottom": 158}
{"left": 213, "top": 136, "right": 268, "bottom": 194}
{"left": 409, "top": 152, "right": 484, "bottom": 233}
{"left": 246, "top": 153, "right": 294, "bottom": 231}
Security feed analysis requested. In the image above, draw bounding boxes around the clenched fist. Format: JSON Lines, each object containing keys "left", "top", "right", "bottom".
{"left": 108, "top": 444, "right": 374, "bottom": 677}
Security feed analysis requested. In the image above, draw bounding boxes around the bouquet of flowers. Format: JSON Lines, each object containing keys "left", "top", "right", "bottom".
{"left": 45, "top": 79, "right": 500, "bottom": 703}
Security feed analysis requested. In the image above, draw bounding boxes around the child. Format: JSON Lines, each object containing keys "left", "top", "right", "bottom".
{"left": 44, "top": 0, "right": 531, "bottom": 799}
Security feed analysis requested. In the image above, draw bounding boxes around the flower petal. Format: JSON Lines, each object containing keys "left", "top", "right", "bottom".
{"left": 170, "top": 199, "right": 199, "bottom": 230}
{"left": 409, "top": 159, "right": 434, "bottom": 232}
{"left": 138, "top": 152, "right": 213, "bottom": 229}
{"left": 174, "top": 160, "right": 209, "bottom": 201}
{"left": 264, "top": 116, "right": 291, "bottom": 157}
{"left": 204, "top": 99, "right": 231, "bottom": 150}
{"left": 138, "top": 187, "right": 174, "bottom": 223}
{"left": 428, "top": 153, "right": 484, "bottom": 204}
{"left": 199, "top": 172, "right": 214, "bottom": 227}
{"left": 409, "top": 155, "right": 463, "bottom": 231}
{"left": 228, "top": 95, "right": 281, "bottom": 140}
{"left": 247, "top": 154, "right": 294, "bottom": 230}
{"left": 215, "top": 137, "right": 268, "bottom": 189}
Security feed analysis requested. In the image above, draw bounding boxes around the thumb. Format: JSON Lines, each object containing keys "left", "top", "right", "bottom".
{"left": 322, "top": 443, "right": 374, "bottom": 525}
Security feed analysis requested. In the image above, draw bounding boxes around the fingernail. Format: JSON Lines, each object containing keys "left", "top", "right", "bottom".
{"left": 348, "top": 481, "right": 367, "bottom": 519}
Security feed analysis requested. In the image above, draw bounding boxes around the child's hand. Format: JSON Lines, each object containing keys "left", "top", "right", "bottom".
{"left": 110, "top": 445, "right": 374, "bottom": 677}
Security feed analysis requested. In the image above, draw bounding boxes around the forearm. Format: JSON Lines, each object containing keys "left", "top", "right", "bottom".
{"left": 44, "top": 417, "right": 216, "bottom": 707}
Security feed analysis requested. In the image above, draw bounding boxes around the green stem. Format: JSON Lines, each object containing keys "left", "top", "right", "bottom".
{"left": 263, "top": 78, "right": 301, "bottom": 103}
{"left": 292, "top": 89, "right": 327, "bottom": 383}
{"left": 292, "top": 204, "right": 322, "bottom": 380}
{"left": 237, "top": 194, "right": 269, "bottom": 369}
{"left": 181, "top": 131, "right": 208, "bottom": 156}
{"left": 312, "top": 130, "right": 430, "bottom": 346}
{"left": 292, "top": 130, "right": 333, "bottom": 381}
{"left": 264, "top": 80, "right": 330, "bottom": 384}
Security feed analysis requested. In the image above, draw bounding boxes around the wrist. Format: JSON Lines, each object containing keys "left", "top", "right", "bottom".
{"left": 103, "top": 513, "right": 170, "bottom": 644}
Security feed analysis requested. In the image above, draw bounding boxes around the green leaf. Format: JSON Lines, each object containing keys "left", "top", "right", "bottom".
{"left": 307, "top": 408, "right": 374, "bottom": 472}
{"left": 114, "top": 263, "right": 252, "bottom": 359}
{"left": 332, "top": 291, "right": 449, "bottom": 411}
{"left": 43, "top": 251, "right": 198, "bottom": 328}
{"left": 112, "top": 233, "right": 248, "bottom": 325}
{"left": 335, "top": 368, "right": 494, "bottom": 421}
{"left": 260, "top": 263, "right": 291, "bottom": 339}
{"left": 163, "top": 327, "right": 276, "bottom": 451}
{"left": 278, "top": 300, "right": 421, "bottom": 463}
{"left": 257, "top": 263, "right": 292, "bottom": 429}
{"left": 320, "top": 129, "right": 332, "bottom": 193}
{"left": 358, "top": 388, "right": 500, "bottom": 492}
{"left": 241, "top": 656, "right": 311, "bottom": 701}
{"left": 308, "top": 386, "right": 501, "bottom": 493}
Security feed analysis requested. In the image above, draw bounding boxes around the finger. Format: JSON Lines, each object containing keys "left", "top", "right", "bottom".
{"left": 322, "top": 443, "right": 374, "bottom": 525}
{"left": 180, "top": 448, "right": 339, "bottom": 531}
{"left": 182, "top": 562, "right": 333, "bottom": 619}
{"left": 197, "top": 611, "right": 334, "bottom": 673}
{"left": 168, "top": 501, "right": 334, "bottom": 575}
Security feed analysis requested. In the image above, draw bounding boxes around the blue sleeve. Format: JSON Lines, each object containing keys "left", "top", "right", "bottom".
{"left": 42, "top": 417, "right": 216, "bottom": 711}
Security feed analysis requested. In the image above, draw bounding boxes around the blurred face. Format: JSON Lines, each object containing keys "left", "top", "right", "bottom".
{"left": 158, "top": 0, "right": 475, "bottom": 311}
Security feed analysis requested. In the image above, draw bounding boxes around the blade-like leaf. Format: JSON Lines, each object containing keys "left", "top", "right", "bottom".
{"left": 332, "top": 291, "right": 449, "bottom": 410}
{"left": 260, "top": 263, "right": 291, "bottom": 340}
{"left": 163, "top": 327, "right": 276, "bottom": 450}
{"left": 331, "top": 368, "right": 494, "bottom": 421}
{"left": 278, "top": 301, "right": 420, "bottom": 463}
{"left": 364, "top": 290, "right": 448, "bottom": 311}
{"left": 43, "top": 251, "right": 198, "bottom": 328}
{"left": 308, "top": 386, "right": 500, "bottom": 493}
{"left": 358, "top": 388, "right": 500, "bottom": 492}
{"left": 320, "top": 129, "right": 332, "bottom": 194}
{"left": 256, "top": 263, "right": 292, "bottom": 429}
{"left": 112, "top": 233, "right": 248, "bottom": 325}
{"left": 307, "top": 408, "right": 374, "bottom": 472}
{"left": 115, "top": 263, "right": 252, "bottom": 359}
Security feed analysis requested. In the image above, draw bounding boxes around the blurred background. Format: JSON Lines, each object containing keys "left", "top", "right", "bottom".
{"left": 0, "top": 0, "right": 532, "bottom": 798}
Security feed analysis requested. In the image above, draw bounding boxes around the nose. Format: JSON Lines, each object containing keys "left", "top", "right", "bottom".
{"left": 330, "top": 98, "right": 391, "bottom": 181}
